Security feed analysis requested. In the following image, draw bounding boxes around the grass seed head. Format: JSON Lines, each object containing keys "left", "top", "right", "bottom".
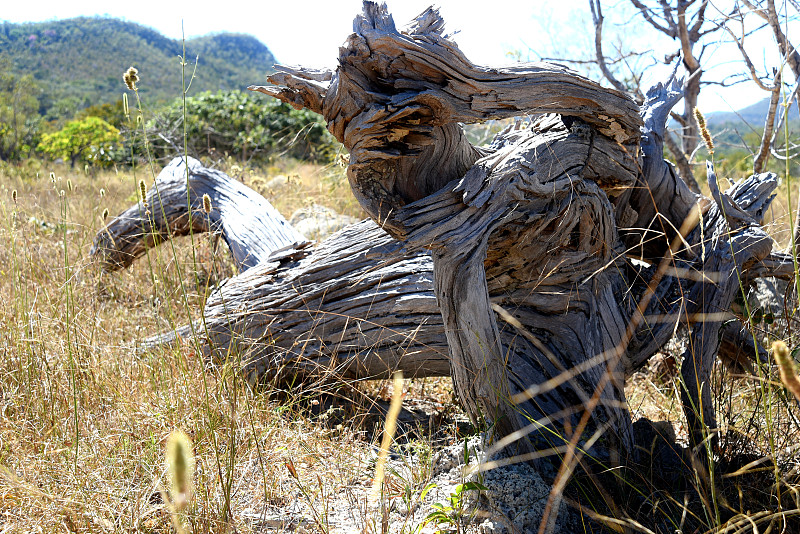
{"left": 123, "top": 66, "right": 139, "bottom": 91}
{"left": 138, "top": 180, "right": 147, "bottom": 205}
{"left": 102, "top": 208, "right": 109, "bottom": 221}
{"left": 11, "top": 190, "right": 16, "bottom": 203}
{"left": 773, "top": 340, "right": 800, "bottom": 402}
{"left": 166, "top": 430, "right": 194, "bottom": 511}
{"left": 122, "top": 92, "right": 129, "bottom": 119}
{"left": 202, "top": 193, "right": 212, "bottom": 214}
{"left": 694, "top": 108, "right": 714, "bottom": 154}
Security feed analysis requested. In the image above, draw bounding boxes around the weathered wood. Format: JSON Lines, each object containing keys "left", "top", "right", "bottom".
{"left": 91, "top": 156, "right": 306, "bottom": 271}
{"left": 252, "top": 2, "right": 784, "bottom": 455}
{"left": 255, "top": 3, "right": 647, "bottom": 454}
{"left": 105, "top": 158, "right": 777, "bottom": 393}
{"left": 150, "top": 219, "right": 451, "bottom": 381}
{"left": 84, "top": 2, "right": 796, "bottom": 465}
{"left": 251, "top": 5, "right": 641, "bottom": 239}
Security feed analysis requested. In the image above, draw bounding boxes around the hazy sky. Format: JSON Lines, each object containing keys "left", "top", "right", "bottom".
{"left": 2, "top": 0, "right": 789, "bottom": 112}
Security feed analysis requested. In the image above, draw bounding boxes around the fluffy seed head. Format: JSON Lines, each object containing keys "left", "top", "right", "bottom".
{"left": 773, "top": 340, "right": 800, "bottom": 403}
{"left": 49, "top": 172, "right": 56, "bottom": 184}
{"left": 694, "top": 107, "right": 706, "bottom": 130}
{"left": 102, "top": 208, "right": 109, "bottom": 221}
{"left": 138, "top": 180, "right": 147, "bottom": 204}
{"left": 123, "top": 67, "right": 139, "bottom": 91}
{"left": 694, "top": 108, "right": 714, "bottom": 154}
{"left": 166, "top": 430, "right": 194, "bottom": 511}
{"left": 202, "top": 193, "right": 212, "bottom": 214}
{"left": 99, "top": 188, "right": 105, "bottom": 198}
{"left": 11, "top": 190, "right": 17, "bottom": 203}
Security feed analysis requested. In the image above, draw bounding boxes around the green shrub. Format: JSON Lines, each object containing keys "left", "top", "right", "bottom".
{"left": 37, "top": 116, "right": 120, "bottom": 167}
{"left": 150, "top": 89, "right": 339, "bottom": 164}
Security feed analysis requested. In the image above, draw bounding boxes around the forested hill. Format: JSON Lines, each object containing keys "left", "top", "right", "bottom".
{"left": 0, "top": 17, "right": 277, "bottom": 116}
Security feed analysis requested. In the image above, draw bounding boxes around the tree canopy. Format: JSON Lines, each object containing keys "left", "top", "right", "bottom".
{"left": 37, "top": 116, "right": 120, "bottom": 168}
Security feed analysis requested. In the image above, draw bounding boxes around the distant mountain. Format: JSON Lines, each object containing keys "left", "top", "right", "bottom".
{"left": 707, "top": 98, "right": 773, "bottom": 127}
{"left": 0, "top": 17, "right": 277, "bottom": 115}
{"left": 706, "top": 96, "right": 800, "bottom": 127}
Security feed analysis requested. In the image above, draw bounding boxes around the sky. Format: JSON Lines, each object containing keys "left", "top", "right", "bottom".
{"left": 2, "top": 0, "right": 792, "bottom": 113}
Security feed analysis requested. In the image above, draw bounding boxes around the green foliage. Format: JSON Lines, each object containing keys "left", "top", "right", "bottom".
{"left": 150, "top": 90, "right": 339, "bottom": 163}
{"left": 76, "top": 100, "right": 126, "bottom": 130}
{"left": 37, "top": 116, "right": 120, "bottom": 167}
{"left": 421, "top": 481, "right": 488, "bottom": 534}
{"left": 0, "top": 18, "right": 276, "bottom": 118}
{"left": 0, "top": 55, "right": 42, "bottom": 161}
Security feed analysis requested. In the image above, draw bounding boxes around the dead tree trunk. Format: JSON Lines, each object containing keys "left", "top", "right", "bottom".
{"left": 91, "top": 156, "right": 306, "bottom": 271}
{"left": 249, "top": 2, "right": 783, "bottom": 453}
{"left": 145, "top": 219, "right": 452, "bottom": 382}
{"left": 96, "top": 3, "right": 795, "bottom": 458}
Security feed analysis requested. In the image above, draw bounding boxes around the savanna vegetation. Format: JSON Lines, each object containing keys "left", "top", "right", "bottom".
{"left": 1, "top": 1, "right": 800, "bottom": 533}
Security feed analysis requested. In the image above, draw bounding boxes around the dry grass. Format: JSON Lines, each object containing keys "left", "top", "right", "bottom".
{"left": 1, "top": 158, "right": 800, "bottom": 534}
{"left": 0, "top": 161, "right": 458, "bottom": 533}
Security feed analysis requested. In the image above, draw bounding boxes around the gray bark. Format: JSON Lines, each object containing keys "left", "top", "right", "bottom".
{"left": 91, "top": 156, "right": 306, "bottom": 272}
{"left": 250, "top": 2, "right": 781, "bottom": 454}
{"left": 147, "top": 219, "right": 451, "bottom": 382}
{"left": 96, "top": 3, "right": 795, "bottom": 459}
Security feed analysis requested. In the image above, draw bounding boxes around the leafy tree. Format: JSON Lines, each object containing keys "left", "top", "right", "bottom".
{"left": 76, "top": 99, "right": 126, "bottom": 129}
{"left": 151, "top": 90, "right": 339, "bottom": 163}
{"left": 37, "top": 116, "right": 120, "bottom": 167}
{"left": 0, "top": 56, "right": 41, "bottom": 161}
{"left": 0, "top": 18, "right": 276, "bottom": 119}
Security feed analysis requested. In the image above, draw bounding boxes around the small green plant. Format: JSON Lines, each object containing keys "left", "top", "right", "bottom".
{"left": 421, "top": 481, "right": 488, "bottom": 534}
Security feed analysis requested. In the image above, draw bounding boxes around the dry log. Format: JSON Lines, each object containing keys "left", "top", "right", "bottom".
{"left": 253, "top": 2, "right": 783, "bottom": 454}
{"left": 114, "top": 158, "right": 776, "bottom": 394}
{"left": 91, "top": 156, "right": 306, "bottom": 271}
{"left": 150, "top": 219, "right": 451, "bottom": 381}
{"left": 95, "top": 2, "right": 795, "bottom": 459}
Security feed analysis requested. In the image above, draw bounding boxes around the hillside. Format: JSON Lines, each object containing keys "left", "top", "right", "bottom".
{"left": 706, "top": 96, "right": 800, "bottom": 131}
{"left": 706, "top": 97, "right": 775, "bottom": 126}
{"left": 0, "top": 17, "right": 277, "bottom": 115}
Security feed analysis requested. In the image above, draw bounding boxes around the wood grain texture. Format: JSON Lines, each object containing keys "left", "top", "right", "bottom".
{"left": 249, "top": 2, "right": 785, "bottom": 454}
{"left": 147, "top": 219, "right": 451, "bottom": 382}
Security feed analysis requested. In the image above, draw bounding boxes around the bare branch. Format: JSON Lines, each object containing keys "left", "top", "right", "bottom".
{"left": 753, "top": 82, "right": 782, "bottom": 172}
{"left": 590, "top": 0, "right": 630, "bottom": 93}
{"left": 740, "top": 0, "right": 769, "bottom": 21}
{"left": 765, "top": 0, "right": 800, "bottom": 78}
{"left": 631, "top": 0, "right": 678, "bottom": 36}
{"left": 670, "top": 110, "right": 687, "bottom": 126}
{"left": 677, "top": 1, "right": 701, "bottom": 70}
{"left": 720, "top": 22, "right": 776, "bottom": 91}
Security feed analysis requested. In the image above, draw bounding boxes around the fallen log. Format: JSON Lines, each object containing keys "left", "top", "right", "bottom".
{"left": 131, "top": 168, "right": 778, "bottom": 391}
{"left": 91, "top": 156, "right": 306, "bottom": 271}
{"left": 147, "top": 219, "right": 451, "bottom": 382}
{"left": 101, "top": 159, "right": 776, "bottom": 391}
{"left": 95, "top": 2, "right": 795, "bottom": 460}
{"left": 251, "top": 2, "right": 783, "bottom": 454}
